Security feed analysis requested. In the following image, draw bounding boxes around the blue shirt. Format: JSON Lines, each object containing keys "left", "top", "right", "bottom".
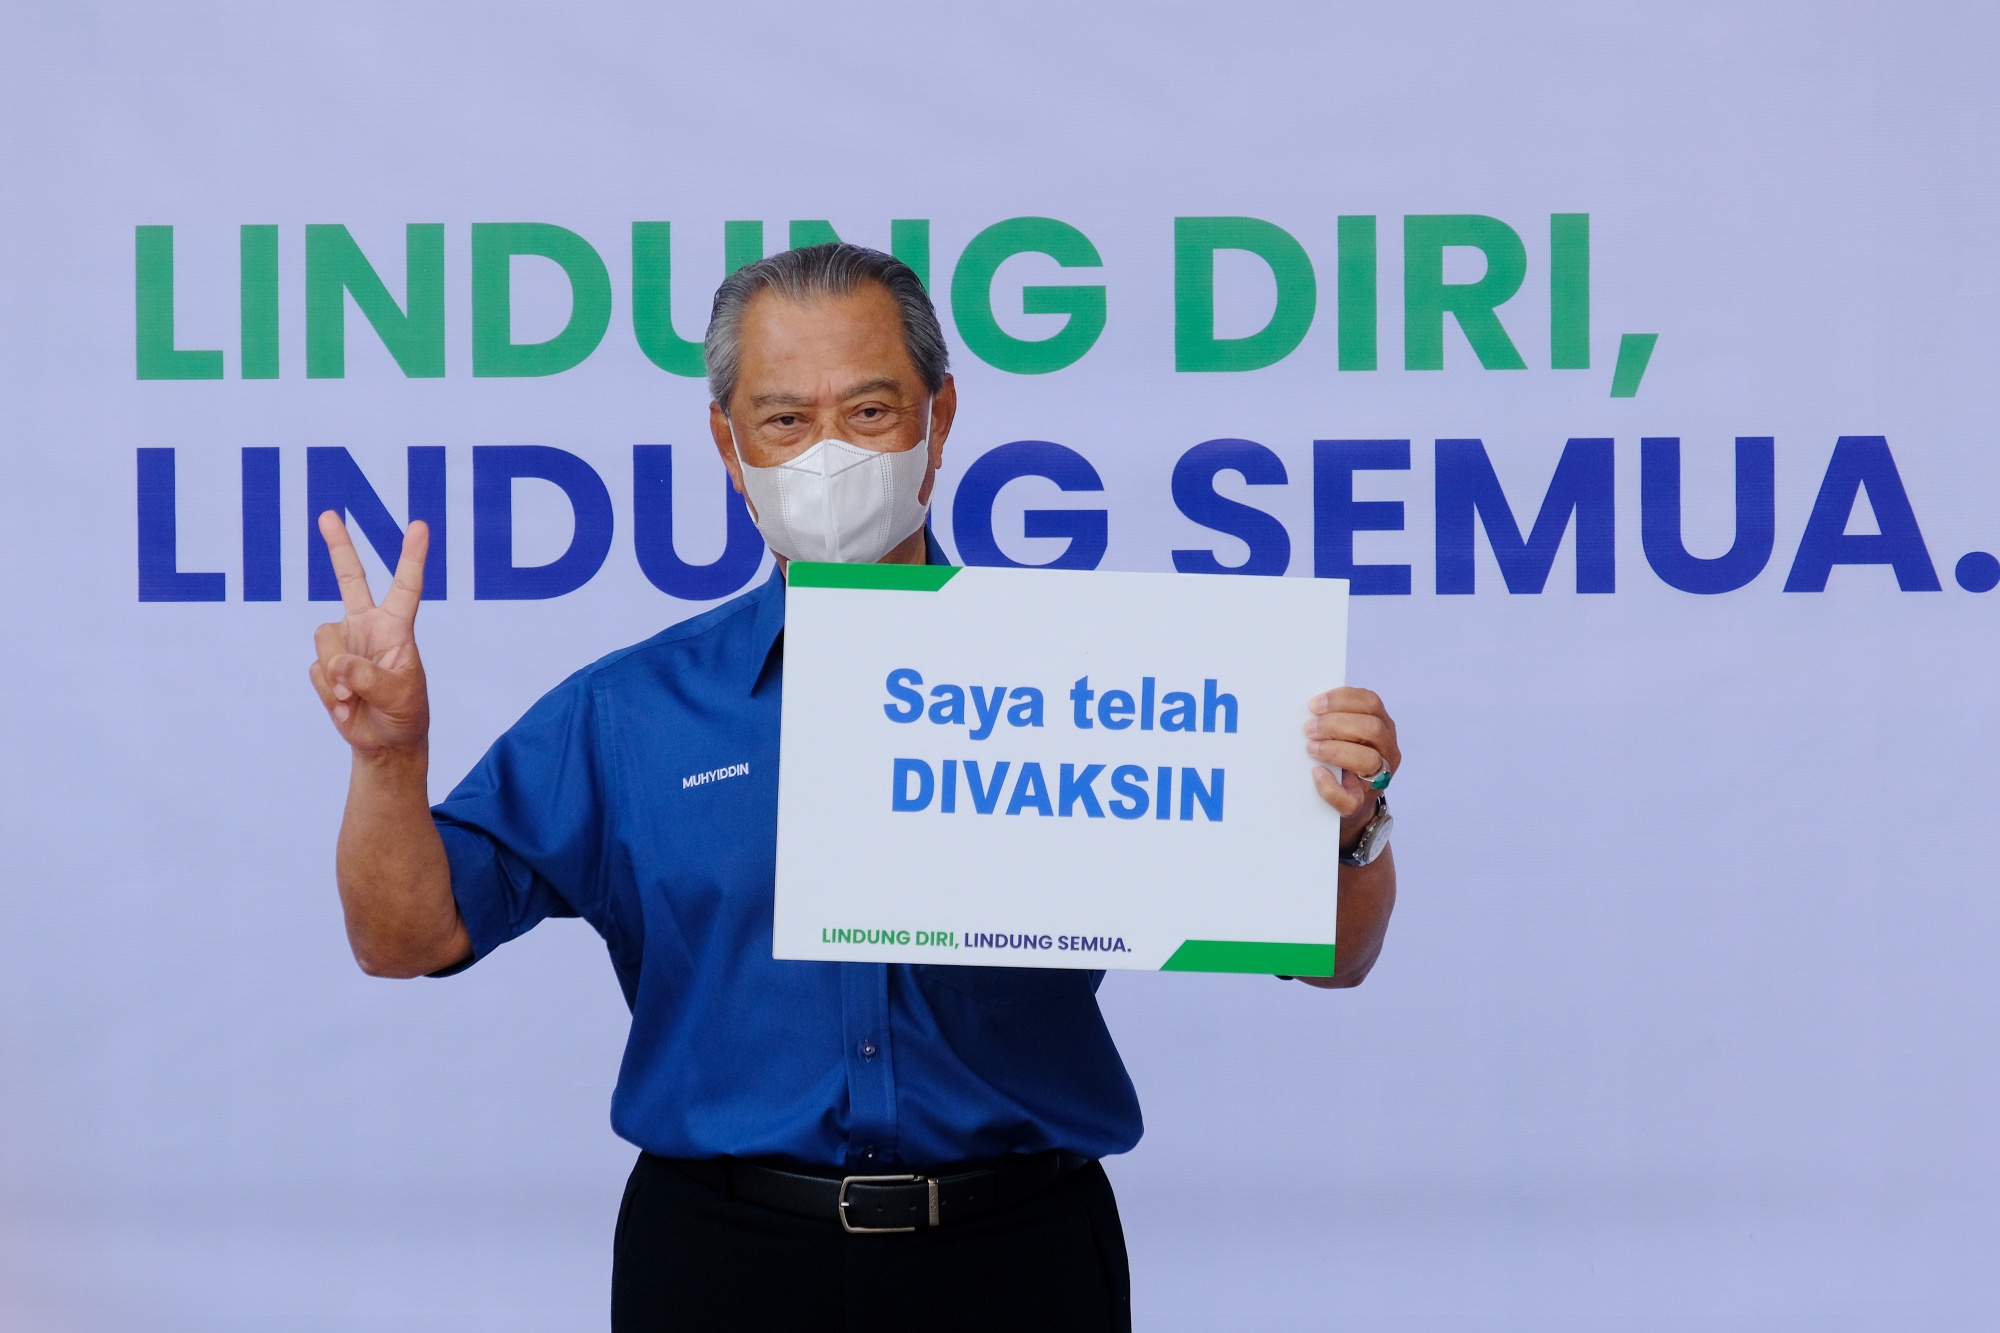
{"left": 431, "top": 546, "right": 1144, "bottom": 1170}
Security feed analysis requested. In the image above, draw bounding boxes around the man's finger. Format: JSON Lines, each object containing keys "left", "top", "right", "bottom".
{"left": 1310, "top": 686, "right": 1384, "bottom": 717}
{"left": 1307, "top": 738, "right": 1384, "bottom": 777}
{"left": 1304, "top": 709, "right": 1391, "bottom": 746}
{"left": 329, "top": 652, "right": 399, "bottom": 704}
{"left": 1304, "top": 712, "right": 1400, "bottom": 770}
{"left": 380, "top": 520, "right": 429, "bottom": 621}
{"left": 312, "top": 624, "right": 358, "bottom": 698}
{"left": 1311, "top": 763, "right": 1362, "bottom": 817}
{"left": 308, "top": 660, "right": 340, "bottom": 713}
{"left": 318, "top": 510, "right": 378, "bottom": 616}
{"left": 309, "top": 660, "right": 356, "bottom": 726}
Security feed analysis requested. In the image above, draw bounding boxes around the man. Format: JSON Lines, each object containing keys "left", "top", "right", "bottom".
{"left": 308, "top": 243, "right": 1400, "bottom": 1332}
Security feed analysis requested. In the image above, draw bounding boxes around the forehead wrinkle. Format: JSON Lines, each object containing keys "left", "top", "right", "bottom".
{"left": 747, "top": 377, "right": 909, "bottom": 410}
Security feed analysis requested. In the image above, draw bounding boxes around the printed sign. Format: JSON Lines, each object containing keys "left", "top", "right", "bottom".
{"left": 772, "top": 562, "right": 1350, "bottom": 974}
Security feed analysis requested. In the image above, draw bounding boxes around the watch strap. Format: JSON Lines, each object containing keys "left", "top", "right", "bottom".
{"left": 1338, "top": 795, "right": 1392, "bottom": 867}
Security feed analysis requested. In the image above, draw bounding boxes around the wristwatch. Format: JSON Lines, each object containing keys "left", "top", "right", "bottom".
{"left": 1338, "top": 795, "right": 1393, "bottom": 867}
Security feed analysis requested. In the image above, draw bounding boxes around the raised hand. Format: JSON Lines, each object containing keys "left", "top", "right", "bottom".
{"left": 1303, "top": 686, "right": 1401, "bottom": 827}
{"left": 1297, "top": 686, "right": 1401, "bottom": 990}
{"left": 309, "top": 512, "right": 431, "bottom": 758}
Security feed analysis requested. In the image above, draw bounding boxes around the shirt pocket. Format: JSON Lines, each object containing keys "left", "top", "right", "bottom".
{"left": 911, "top": 963, "right": 1093, "bottom": 1006}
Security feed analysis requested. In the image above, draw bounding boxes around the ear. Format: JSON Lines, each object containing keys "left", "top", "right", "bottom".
{"left": 710, "top": 401, "right": 749, "bottom": 502}
{"left": 917, "top": 376, "right": 956, "bottom": 508}
{"left": 927, "top": 374, "right": 957, "bottom": 472}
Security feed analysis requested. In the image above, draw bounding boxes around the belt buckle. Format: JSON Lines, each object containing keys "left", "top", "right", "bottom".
{"left": 837, "top": 1173, "right": 919, "bottom": 1234}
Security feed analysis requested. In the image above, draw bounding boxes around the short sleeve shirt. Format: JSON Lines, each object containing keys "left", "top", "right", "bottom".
{"left": 431, "top": 557, "right": 1143, "bottom": 1169}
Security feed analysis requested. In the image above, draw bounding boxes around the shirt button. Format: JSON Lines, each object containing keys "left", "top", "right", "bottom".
{"left": 859, "top": 1040, "right": 878, "bottom": 1060}
{"left": 861, "top": 1146, "right": 877, "bottom": 1160}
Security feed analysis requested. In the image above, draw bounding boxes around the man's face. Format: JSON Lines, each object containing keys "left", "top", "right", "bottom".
{"left": 709, "top": 282, "right": 956, "bottom": 510}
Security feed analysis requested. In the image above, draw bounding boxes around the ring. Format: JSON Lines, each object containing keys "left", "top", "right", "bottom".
{"left": 1367, "top": 759, "right": 1394, "bottom": 791}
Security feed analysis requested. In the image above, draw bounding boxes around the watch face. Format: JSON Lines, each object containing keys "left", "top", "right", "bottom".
{"left": 1352, "top": 810, "right": 1393, "bottom": 866}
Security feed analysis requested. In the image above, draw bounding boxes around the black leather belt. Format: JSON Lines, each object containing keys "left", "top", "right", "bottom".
{"left": 657, "top": 1150, "right": 1090, "bottom": 1234}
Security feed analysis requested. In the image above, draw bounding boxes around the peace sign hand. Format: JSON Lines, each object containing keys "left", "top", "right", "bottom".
{"left": 308, "top": 512, "right": 431, "bottom": 758}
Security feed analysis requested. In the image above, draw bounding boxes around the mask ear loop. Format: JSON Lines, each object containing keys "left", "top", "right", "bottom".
{"left": 726, "top": 415, "right": 762, "bottom": 525}
{"left": 913, "top": 395, "right": 937, "bottom": 510}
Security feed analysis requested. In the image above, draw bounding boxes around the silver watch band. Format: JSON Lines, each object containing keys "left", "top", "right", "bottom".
{"left": 1338, "top": 795, "right": 1393, "bottom": 867}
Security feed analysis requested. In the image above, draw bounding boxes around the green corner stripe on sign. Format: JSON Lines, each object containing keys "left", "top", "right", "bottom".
{"left": 1160, "top": 940, "right": 1337, "bottom": 976}
{"left": 787, "top": 562, "right": 960, "bottom": 591}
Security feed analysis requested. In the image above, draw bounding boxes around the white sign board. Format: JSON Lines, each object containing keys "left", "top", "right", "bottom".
{"left": 773, "top": 561, "right": 1350, "bottom": 974}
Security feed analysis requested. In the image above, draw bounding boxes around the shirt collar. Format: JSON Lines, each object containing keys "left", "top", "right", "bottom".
{"left": 749, "top": 524, "right": 952, "bottom": 691}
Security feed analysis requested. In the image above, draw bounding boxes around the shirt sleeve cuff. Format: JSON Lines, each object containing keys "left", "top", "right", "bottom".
{"left": 429, "top": 818, "right": 535, "bottom": 974}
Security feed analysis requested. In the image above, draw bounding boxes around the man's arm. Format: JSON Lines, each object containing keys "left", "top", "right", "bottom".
{"left": 307, "top": 513, "right": 471, "bottom": 979}
{"left": 333, "top": 749, "right": 466, "bottom": 978}
{"left": 1299, "top": 687, "right": 1401, "bottom": 990}
{"left": 1311, "top": 844, "right": 1395, "bottom": 989}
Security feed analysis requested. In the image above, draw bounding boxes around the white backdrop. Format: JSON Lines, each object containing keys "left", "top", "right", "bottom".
{"left": 3, "top": 3, "right": 1998, "bottom": 1329}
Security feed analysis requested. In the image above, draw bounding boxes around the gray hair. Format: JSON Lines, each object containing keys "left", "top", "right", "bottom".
{"left": 704, "top": 242, "right": 949, "bottom": 410}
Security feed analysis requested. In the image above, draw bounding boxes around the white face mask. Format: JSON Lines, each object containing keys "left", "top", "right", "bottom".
{"left": 732, "top": 406, "right": 933, "bottom": 565}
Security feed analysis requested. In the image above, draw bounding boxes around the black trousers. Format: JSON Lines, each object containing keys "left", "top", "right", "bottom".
{"left": 611, "top": 1153, "right": 1132, "bottom": 1333}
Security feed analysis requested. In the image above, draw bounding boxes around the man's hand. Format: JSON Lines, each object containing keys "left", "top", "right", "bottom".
{"left": 1304, "top": 686, "right": 1401, "bottom": 843}
{"left": 1300, "top": 686, "right": 1400, "bottom": 989}
{"left": 308, "top": 512, "right": 430, "bottom": 756}
{"left": 306, "top": 512, "right": 466, "bottom": 978}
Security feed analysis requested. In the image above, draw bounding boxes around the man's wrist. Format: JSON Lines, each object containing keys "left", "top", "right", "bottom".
{"left": 1339, "top": 793, "right": 1381, "bottom": 853}
{"left": 352, "top": 744, "right": 429, "bottom": 785}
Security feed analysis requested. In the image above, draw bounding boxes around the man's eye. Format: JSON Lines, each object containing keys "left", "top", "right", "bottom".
{"left": 773, "top": 415, "right": 799, "bottom": 427}
{"left": 858, "top": 407, "right": 883, "bottom": 419}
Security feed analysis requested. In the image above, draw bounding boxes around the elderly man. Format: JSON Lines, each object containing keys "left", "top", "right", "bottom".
{"left": 308, "top": 243, "right": 1400, "bottom": 1332}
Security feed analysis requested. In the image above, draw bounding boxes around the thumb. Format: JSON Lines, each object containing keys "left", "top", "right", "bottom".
{"left": 330, "top": 652, "right": 405, "bottom": 704}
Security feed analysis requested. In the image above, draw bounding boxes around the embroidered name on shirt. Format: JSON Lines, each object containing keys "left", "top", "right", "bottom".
{"left": 682, "top": 761, "right": 751, "bottom": 790}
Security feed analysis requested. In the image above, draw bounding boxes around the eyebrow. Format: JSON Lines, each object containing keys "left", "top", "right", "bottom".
{"left": 748, "top": 378, "right": 906, "bottom": 409}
